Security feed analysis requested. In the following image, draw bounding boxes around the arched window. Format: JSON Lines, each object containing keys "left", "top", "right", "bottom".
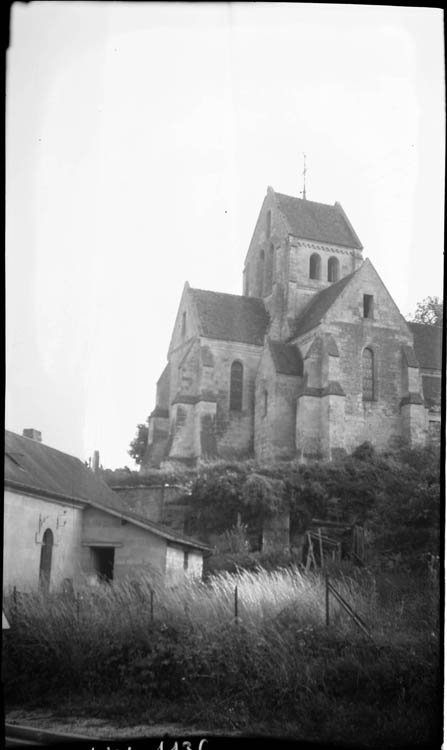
{"left": 309, "top": 253, "right": 321, "bottom": 280}
{"left": 266, "top": 210, "right": 271, "bottom": 238}
{"left": 327, "top": 257, "right": 340, "bottom": 282}
{"left": 263, "top": 390, "right": 268, "bottom": 417}
{"left": 230, "top": 361, "right": 243, "bottom": 411}
{"left": 265, "top": 244, "right": 274, "bottom": 295}
{"left": 258, "top": 250, "right": 265, "bottom": 296}
{"left": 39, "top": 528, "right": 54, "bottom": 593}
{"left": 181, "top": 312, "right": 186, "bottom": 339}
{"left": 362, "top": 348, "right": 374, "bottom": 401}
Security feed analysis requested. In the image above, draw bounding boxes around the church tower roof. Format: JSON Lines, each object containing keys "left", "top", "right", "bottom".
{"left": 274, "top": 192, "right": 363, "bottom": 250}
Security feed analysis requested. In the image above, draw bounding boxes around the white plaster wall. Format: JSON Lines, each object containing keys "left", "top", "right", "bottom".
{"left": 165, "top": 544, "right": 203, "bottom": 584}
{"left": 3, "top": 489, "right": 83, "bottom": 593}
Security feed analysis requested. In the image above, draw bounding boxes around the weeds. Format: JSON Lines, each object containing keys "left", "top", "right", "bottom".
{"left": 3, "top": 567, "right": 440, "bottom": 746}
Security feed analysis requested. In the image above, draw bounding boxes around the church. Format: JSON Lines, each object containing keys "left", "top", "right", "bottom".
{"left": 143, "top": 186, "right": 441, "bottom": 468}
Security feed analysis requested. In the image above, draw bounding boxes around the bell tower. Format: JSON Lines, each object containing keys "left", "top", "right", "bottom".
{"left": 243, "top": 185, "right": 363, "bottom": 336}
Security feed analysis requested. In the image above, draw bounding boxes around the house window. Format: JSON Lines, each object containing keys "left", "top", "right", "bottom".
{"left": 309, "top": 253, "right": 321, "bottom": 280}
{"left": 230, "top": 361, "right": 243, "bottom": 411}
{"left": 39, "top": 528, "right": 54, "bottom": 594}
{"left": 362, "top": 348, "right": 374, "bottom": 401}
{"left": 264, "top": 390, "right": 268, "bottom": 417}
{"left": 183, "top": 551, "right": 189, "bottom": 571}
{"left": 363, "top": 294, "right": 374, "bottom": 319}
{"left": 181, "top": 312, "right": 186, "bottom": 339}
{"left": 328, "top": 257, "right": 340, "bottom": 282}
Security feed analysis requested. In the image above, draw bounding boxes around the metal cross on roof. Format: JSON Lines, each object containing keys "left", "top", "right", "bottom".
{"left": 301, "top": 153, "right": 307, "bottom": 200}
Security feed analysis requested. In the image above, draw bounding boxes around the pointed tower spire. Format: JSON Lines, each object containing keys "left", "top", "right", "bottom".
{"left": 301, "top": 153, "right": 307, "bottom": 200}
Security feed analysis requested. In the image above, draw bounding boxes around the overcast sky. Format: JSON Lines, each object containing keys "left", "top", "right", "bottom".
{"left": 6, "top": 2, "right": 444, "bottom": 469}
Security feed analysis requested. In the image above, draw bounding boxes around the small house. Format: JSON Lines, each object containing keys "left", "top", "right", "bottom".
{"left": 3, "top": 429, "right": 209, "bottom": 593}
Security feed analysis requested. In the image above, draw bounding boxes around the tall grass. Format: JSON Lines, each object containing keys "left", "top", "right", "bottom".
{"left": 3, "top": 567, "right": 440, "bottom": 746}
{"left": 4, "top": 566, "right": 380, "bottom": 635}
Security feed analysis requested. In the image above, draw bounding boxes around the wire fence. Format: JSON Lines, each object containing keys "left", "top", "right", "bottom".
{"left": 6, "top": 572, "right": 373, "bottom": 640}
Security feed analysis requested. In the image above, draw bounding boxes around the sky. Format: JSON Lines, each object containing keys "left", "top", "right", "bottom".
{"left": 5, "top": 2, "right": 445, "bottom": 469}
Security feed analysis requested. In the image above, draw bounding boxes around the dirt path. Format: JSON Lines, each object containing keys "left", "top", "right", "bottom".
{"left": 6, "top": 709, "right": 236, "bottom": 740}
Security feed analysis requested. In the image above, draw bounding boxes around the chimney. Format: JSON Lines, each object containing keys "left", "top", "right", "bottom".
{"left": 23, "top": 428, "right": 42, "bottom": 442}
{"left": 92, "top": 450, "right": 100, "bottom": 473}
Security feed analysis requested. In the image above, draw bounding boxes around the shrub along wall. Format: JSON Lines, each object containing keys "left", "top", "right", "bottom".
{"left": 182, "top": 444, "right": 440, "bottom": 570}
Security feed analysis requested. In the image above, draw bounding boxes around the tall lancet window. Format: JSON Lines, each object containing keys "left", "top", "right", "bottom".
{"left": 328, "top": 257, "right": 340, "bottom": 282}
{"left": 362, "top": 348, "right": 374, "bottom": 401}
{"left": 266, "top": 210, "right": 271, "bottom": 238}
{"left": 229, "top": 361, "right": 243, "bottom": 411}
{"left": 309, "top": 253, "right": 321, "bottom": 280}
{"left": 258, "top": 250, "right": 265, "bottom": 296}
{"left": 264, "top": 244, "right": 274, "bottom": 295}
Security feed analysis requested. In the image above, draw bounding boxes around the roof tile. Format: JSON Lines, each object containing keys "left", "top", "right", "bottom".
{"left": 275, "top": 194, "right": 363, "bottom": 249}
{"left": 408, "top": 323, "right": 443, "bottom": 371}
{"left": 192, "top": 289, "right": 269, "bottom": 345}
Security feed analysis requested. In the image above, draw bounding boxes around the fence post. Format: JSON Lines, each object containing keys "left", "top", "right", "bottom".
{"left": 234, "top": 585, "right": 238, "bottom": 624}
{"left": 325, "top": 574, "right": 330, "bottom": 627}
{"left": 318, "top": 528, "right": 324, "bottom": 569}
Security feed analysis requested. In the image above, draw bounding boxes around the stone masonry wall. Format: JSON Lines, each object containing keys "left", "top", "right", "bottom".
{"left": 296, "top": 262, "right": 425, "bottom": 453}
{"left": 210, "top": 339, "right": 263, "bottom": 458}
{"left": 288, "top": 239, "right": 362, "bottom": 319}
{"left": 111, "top": 485, "right": 187, "bottom": 531}
{"left": 255, "top": 347, "right": 301, "bottom": 461}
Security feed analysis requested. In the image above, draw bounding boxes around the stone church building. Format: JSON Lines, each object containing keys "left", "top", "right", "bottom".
{"left": 143, "top": 187, "right": 442, "bottom": 468}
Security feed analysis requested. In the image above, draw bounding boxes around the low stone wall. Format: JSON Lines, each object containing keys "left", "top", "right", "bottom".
{"left": 111, "top": 485, "right": 188, "bottom": 532}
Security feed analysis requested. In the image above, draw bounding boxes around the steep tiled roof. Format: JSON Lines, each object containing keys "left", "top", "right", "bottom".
{"left": 268, "top": 340, "right": 303, "bottom": 375}
{"left": 421, "top": 375, "right": 441, "bottom": 408}
{"left": 4, "top": 431, "right": 209, "bottom": 551}
{"left": 275, "top": 194, "right": 363, "bottom": 249}
{"left": 289, "top": 272, "right": 357, "bottom": 339}
{"left": 408, "top": 323, "right": 443, "bottom": 371}
{"left": 191, "top": 289, "right": 269, "bottom": 345}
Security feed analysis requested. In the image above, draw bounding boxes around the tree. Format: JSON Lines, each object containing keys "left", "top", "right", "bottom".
{"left": 409, "top": 296, "right": 443, "bottom": 326}
{"left": 128, "top": 423, "right": 149, "bottom": 465}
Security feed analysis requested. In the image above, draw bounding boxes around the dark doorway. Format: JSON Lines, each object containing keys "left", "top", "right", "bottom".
{"left": 39, "top": 528, "right": 54, "bottom": 593}
{"left": 90, "top": 547, "right": 115, "bottom": 582}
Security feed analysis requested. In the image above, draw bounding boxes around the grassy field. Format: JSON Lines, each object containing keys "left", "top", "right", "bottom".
{"left": 3, "top": 566, "right": 440, "bottom": 747}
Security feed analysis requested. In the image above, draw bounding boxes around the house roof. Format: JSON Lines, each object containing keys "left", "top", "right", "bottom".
{"left": 289, "top": 271, "right": 357, "bottom": 339}
{"left": 4, "top": 430, "right": 209, "bottom": 552}
{"left": 268, "top": 340, "right": 303, "bottom": 375}
{"left": 275, "top": 193, "right": 363, "bottom": 250}
{"left": 191, "top": 288, "right": 269, "bottom": 345}
{"left": 421, "top": 375, "right": 441, "bottom": 408}
{"left": 408, "top": 323, "right": 443, "bottom": 371}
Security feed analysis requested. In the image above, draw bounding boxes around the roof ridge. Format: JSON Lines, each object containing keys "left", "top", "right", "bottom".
{"left": 275, "top": 191, "right": 336, "bottom": 209}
